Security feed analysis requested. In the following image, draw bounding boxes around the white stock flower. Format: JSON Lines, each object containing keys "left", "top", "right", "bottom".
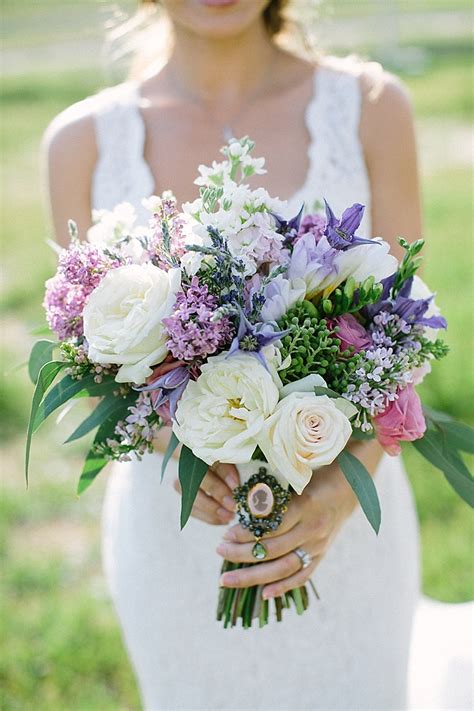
{"left": 87, "top": 202, "right": 137, "bottom": 247}
{"left": 173, "top": 353, "right": 280, "bottom": 465}
{"left": 83, "top": 264, "right": 181, "bottom": 384}
{"left": 257, "top": 392, "right": 353, "bottom": 494}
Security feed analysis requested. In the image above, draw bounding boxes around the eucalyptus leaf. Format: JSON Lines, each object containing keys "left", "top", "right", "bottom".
{"left": 412, "top": 431, "right": 474, "bottom": 507}
{"left": 25, "top": 360, "right": 66, "bottom": 484}
{"left": 337, "top": 450, "right": 381, "bottom": 534}
{"left": 161, "top": 432, "right": 179, "bottom": 481}
{"left": 65, "top": 392, "right": 136, "bottom": 444}
{"left": 440, "top": 421, "right": 474, "bottom": 454}
{"left": 178, "top": 445, "right": 209, "bottom": 529}
{"left": 28, "top": 340, "right": 57, "bottom": 384}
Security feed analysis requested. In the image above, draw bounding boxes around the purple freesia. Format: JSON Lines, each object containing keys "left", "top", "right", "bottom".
{"left": 324, "top": 200, "right": 375, "bottom": 250}
{"left": 227, "top": 307, "right": 290, "bottom": 370}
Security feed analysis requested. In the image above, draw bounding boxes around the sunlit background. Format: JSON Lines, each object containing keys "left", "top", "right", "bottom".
{"left": 1, "top": 1, "right": 473, "bottom": 707}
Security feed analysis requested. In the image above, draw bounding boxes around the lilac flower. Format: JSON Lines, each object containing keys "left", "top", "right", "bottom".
{"left": 324, "top": 200, "right": 375, "bottom": 250}
{"left": 43, "top": 273, "right": 87, "bottom": 340}
{"left": 297, "top": 213, "right": 326, "bottom": 242}
{"left": 163, "top": 277, "right": 234, "bottom": 361}
{"left": 58, "top": 241, "right": 120, "bottom": 290}
{"left": 137, "top": 365, "right": 190, "bottom": 420}
{"left": 227, "top": 307, "right": 289, "bottom": 370}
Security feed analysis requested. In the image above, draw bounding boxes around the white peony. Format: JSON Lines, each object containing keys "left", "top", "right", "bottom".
{"left": 83, "top": 264, "right": 181, "bottom": 384}
{"left": 173, "top": 353, "right": 280, "bottom": 465}
{"left": 87, "top": 202, "right": 137, "bottom": 247}
{"left": 257, "top": 392, "right": 353, "bottom": 494}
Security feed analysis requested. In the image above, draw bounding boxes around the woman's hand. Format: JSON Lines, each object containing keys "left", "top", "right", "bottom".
{"left": 173, "top": 463, "right": 240, "bottom": 525}
{"left": 216, "top": 441, "right": 382, "bottom": 599}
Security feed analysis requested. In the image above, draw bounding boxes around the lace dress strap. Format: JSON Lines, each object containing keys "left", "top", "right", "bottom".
{"left": 291, "top": 62, "right": 371, "bottom": 235}
{"left": 91, "top": 82, "right": 154, "bottom": 215}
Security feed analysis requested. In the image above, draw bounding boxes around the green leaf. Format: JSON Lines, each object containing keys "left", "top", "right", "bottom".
{"left": 161, "top": 432, "right": 180, "bottom": 482}
{"left": 440, "top": 421, "right": 474, "bottom": 454}
{"left": 351, "top": 429, "right": 375, "bottom": 441}
{"left": 30, "top": 323, "right": 53, "bottom": 336}
{"left": 178, "top": 445, "right": 208, "bottom": 529}
{"left": 313, "top": 386, "right": 341, "bottom": 399}
{"left": 412, "top": 430, "right": 474, "bottom": 507}
{"left": 76, "top": 407, "right": 130, "bottom": 495}
{"left": 33, "top": 373, "right": 118, "bottom": 432}
{"left": 28, "top": 340, "right": 57, "bottom": 384}
{"left": 25, "top": 360, "right": 66, "bottom": 485}
{"left": 337, "top": 450, "right": 381, "bottom": 534}
{"left": 65, "top": 392, "right": 136, "bottom": 443}
{"left": 423, "top": 405, "right": 454, "bottom": 424}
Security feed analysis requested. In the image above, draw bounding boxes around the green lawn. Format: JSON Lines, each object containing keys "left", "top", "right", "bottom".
{"left": 1, "top": 12, "right": 472, "bottom": 711}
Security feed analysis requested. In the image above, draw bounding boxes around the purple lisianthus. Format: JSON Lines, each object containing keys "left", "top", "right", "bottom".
{"left": 163, "top": 277, "right": 234, "bottom": 361}
{"left": 227, "top": 307, "right": 289, "bottom": 370}
{"left": 324, "top": 200, "right": 374, "bottom": 250}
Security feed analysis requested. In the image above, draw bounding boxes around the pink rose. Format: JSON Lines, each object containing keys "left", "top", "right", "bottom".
{"left": 330, "top": 314, "right": 372, "bottom": 354}
{"left": 373, "top": 384, "right": 427, "bottom": 456}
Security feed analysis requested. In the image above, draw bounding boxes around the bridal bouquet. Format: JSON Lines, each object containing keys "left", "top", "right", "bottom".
{"left": 27, "top": 137, "right": 473, "bottom": 627}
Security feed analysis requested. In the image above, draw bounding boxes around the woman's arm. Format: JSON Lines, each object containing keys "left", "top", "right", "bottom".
{"left": 41, "top": 105, "right": 97, "bottom": 246}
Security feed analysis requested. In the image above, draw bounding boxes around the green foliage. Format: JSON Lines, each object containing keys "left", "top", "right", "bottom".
{"left": 391, "top": 238, "right": 425, "bottom": 296}
{"left": 161, "top": 431, "right": 179, "bottom": 481}
{"left": 337, "top": 450, "right": 381, "bottom": 534}
{"left": 319, "top": 276, "right": 384, "bottom": 318}
{"left": 178, "top": 446, "right": 209, "bottom": 529}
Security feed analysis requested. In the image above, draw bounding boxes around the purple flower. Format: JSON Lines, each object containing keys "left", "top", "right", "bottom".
{"left": 58, "top": 242, "right": 119, "bottom": 290}
{"left": 324, "top": 200, "right": 375, "bottom": 250}
{"left": 271, "top": 204, "right": 304, "bottom": 246}
{"left": 137, "top": 365, "right": 190, "bottom": 421}
{"left": 297, "top": 213, "right": 326, "bottom": 242}
{"left": 43, "top": 273, "right": 87, "bottom": 340}
{"left": 227, "top": 308, "right": 289, "bottom": 370}
{"left": 163, "top": 277, "right": 234, "bottom": 361}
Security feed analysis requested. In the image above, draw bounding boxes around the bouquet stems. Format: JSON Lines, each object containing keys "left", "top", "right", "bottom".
{"left": 217, "top": 559, "right": 315, "bottom": 629}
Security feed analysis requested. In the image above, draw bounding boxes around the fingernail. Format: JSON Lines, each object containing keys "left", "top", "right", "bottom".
{"left": 223, "top": 528, "right": 236, "bottom": 541}
{"left": 217, "top": 508, "right": 232, "bottom": 521}
{"left": 220, "top": 573, "right": 237, "bottom": 586}
{"left": 222, "top": 496, "right": 236, "bottom": 512}
{"left": 225, "top": 474, "right": 238, "bottom": 489}
{"left": 216, "top": 543, "right": 227, "bottom": 556}
{"left": 262, "top": 590, "right": 274, "bottom": 600}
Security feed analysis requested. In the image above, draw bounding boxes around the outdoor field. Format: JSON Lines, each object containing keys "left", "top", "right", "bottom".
{"left": 1, "top": 1, "right": 472, "bottom": 708}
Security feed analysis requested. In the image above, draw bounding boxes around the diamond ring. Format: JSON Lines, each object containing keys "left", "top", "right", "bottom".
{"left": 293, "top": 547, "right": 312, "bottom": 569}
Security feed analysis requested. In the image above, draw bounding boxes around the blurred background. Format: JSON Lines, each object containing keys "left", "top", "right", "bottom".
{"left": 1, "top": 1, "right": 473, "bottom": 708}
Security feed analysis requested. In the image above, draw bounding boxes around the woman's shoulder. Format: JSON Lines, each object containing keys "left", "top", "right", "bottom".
{"left": 41, "top": 81, "right": 137, "bottom": 163}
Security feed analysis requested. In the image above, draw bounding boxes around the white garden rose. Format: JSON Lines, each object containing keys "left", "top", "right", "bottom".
{"left": 256, "top": 392, "right": 353, "bottom": 494}
{"left": 173, "top": 353, "right": 280, "bottom": 465}
{"left": 83, "top": 264, "right": 181, "bottom": 384}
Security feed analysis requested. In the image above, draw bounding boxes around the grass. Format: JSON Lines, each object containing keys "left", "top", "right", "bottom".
{"left": 1, "top": 12, "right": 473, "bottom": 711}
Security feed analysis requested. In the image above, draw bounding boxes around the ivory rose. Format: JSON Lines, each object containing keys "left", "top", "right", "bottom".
{"left": 373, "top": 384, "right": 426, "bottom": 455}
{"left": 173, "top": 353, "right": 280, "bottom": 465}
{"left": 257, "top": 392, "right": 353, "bottom": 494}
{"left": 83, "top": 264, "right": 181, "bottom": 384}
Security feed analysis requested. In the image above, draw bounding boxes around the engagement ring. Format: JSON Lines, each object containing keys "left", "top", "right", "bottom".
{"left": 293, "top": 547, "right": 312, "bottom": 569}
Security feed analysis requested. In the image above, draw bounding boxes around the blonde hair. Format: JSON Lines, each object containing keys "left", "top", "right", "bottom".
{"left": 103, "top": 0, "right": 323, "bottom": 82}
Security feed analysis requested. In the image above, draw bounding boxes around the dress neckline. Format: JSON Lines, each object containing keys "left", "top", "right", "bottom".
{"left": 125, "top": 66, "right": 326, "bottom": 211}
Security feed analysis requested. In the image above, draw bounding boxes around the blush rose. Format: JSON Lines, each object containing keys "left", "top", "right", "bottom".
{"left": 373, "top": 384, "right": 427, "bottom": 455}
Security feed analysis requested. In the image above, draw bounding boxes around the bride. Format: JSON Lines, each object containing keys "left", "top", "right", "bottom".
{"left": 41, "top": 1, "right": 443, "bottom": 709}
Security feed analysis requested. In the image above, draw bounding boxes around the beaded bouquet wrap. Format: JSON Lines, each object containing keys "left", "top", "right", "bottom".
{"left": 26, "top": 137, "right": 474, "bottom": 630}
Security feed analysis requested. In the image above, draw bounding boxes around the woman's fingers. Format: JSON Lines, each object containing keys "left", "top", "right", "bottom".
{"left": 262, "top": 557, "right": 321, "bottom": 599}
{"left": 219, "top": 551, "right": 304, "bottom": 588}
{"left": 201, "top": 468, "right": 236, "bottom": 512}
{"left": 223, "top": 503, "right": 301, "bottom": 544}
{"left": 216, "top": 522, "right": 307, "bottom": 563}
{"left": 212, "top": 462, "right": 240, "bottom": 490}
{"left": 173, "top": 479, "right": 234, "bottom": 525}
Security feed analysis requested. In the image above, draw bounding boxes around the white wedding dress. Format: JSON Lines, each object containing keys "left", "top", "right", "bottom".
{"left": 82, "top": 63, "right": 471, "bottom": 710}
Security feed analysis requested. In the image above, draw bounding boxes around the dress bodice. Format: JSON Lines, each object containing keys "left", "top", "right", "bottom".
{"left": 91, "top": 62, "right": 372, "bottom": 235}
